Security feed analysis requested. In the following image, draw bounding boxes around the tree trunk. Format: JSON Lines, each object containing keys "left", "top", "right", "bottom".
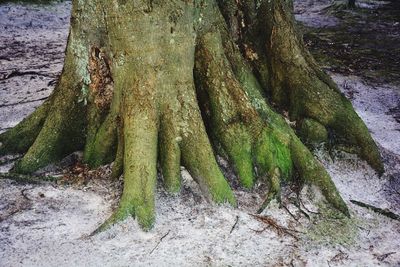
{"left": 0, "top": 0, "right": 382, "bottom": 230}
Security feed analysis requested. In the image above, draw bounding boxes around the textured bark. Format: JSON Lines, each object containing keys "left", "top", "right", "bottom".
{"left": 0, "top": 0, "right": 382, "bottom": 230}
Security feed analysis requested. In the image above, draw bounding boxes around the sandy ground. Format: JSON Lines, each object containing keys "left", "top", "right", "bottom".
{"left": 0, "top": 1, "right": 399, "bottom": 266}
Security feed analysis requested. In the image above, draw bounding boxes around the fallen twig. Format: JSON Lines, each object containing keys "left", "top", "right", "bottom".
{"left": 249, "top": 214, "right": 302, "bottom": 240}
{"left": 21, "top": 188, "right": 32, "bottom": 200}
{"left": 350, "top": 200, "right": 400, "bottom": 221}
{"left": 0, "top": 56, "right": 11, "bottom": 61}
{"left": 282, "top": 204, "right": 300, "bottom": 222}
{"left": 249, "top": 226, "right": 269, "bottom": 234}
{"left": 375, "top": 252, "right": 396, "bottom": 262}
{"left": 230, "top": 215, "right": 239, "bottom": 234}
{"left": 149, "top": 230, "right": 170, "bottom": 254}
{"left": 293, "top": 201, "right": 311, "bottom": 220}
{"left": 328, "top": 250, "right": 349, "bottom": 265}
{"left": 350, "top": 199, "right": 400, "bottom": 221}
{"left": 0, "top": 97, "right": 48, "bottom": 108}
{"left": 298, "top": 196, "right": 320, "bottom": 215}
{"left": 0, "top": 70, "right": 55, "bottom": 80}
{"left": 0, "top": 172, "right": 59, "bottom": 184}
{"left": 0, "top": 209, "right": 20, "bottom": 222}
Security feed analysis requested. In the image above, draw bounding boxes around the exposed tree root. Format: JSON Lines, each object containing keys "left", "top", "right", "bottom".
{"left": 261, "top": 0, "right": 383, "bottom": 174}
{"left": 219, "top": 0, "right": 383, "bottom": 174}
{"left": 195, "top": 29, "right": 348, "bottom": 215}
{"left": 11, "top": 68, "right": 86, "bottom": 174}
{"left": 0, "top": 98, "right": 50, "bottom": 155}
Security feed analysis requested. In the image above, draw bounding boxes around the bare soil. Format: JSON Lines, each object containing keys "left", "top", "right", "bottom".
{"left": 296, "top": 0, "right": 400, "bottom": 86}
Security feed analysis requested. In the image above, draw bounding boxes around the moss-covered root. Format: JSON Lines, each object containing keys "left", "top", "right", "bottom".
{"left": 257, "top": 168, "right": 281, "bottom": 213}
{"left": 0, "top": 98, "right": 50, "bottom": 156}
{"left": 11, "top": 52, "right": 86, "bottom": 174}
{"left": 195, "top": 31, "right": 292, "bottom": 190}
{"left": 83, "top": 112, "right": 117, "bottom": 168}
{"left": 111, "top": 125, "right": 124, "bottom": 180}
{"left": 195, "top": 32, "right": 255, "bottom": 188}
{"left": 170, "top": 82, "right": 236, "bottom": 206}
{"left": 12, "top": 87, "right": 85, "bottom": 174}
{"left": 92, "top": 66, "right": 160, "bottom": 231}
{"left": 97, "top": 73, "right": 236, "bottom": 232}
{"left": 195, "top": 30, "right": 347, "bottom": 215}
{"left": 180, "top": 95, "right": 236, "bottom": 206}
{"left": 259, "top": 0, "right": 383, "bottom": 174}
{"left": 119, "top": 71, "right": 159, "bottom": 230}
{"left": 159, "top": 112, "right": 182, "bottom": 194}
{"left": 290, "top": 138, "right": 349, "bottom": 215}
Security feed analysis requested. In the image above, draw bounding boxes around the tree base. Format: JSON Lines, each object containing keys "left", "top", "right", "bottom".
{"left": 0, "top": 0, "right": 382, "bottom": 230}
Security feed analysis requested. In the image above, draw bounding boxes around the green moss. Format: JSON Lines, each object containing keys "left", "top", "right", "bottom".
{"left": 12, "top": 49, "right": 87, "bottom": 174}
{"left": 298, "top": 118, "right": 328, "bottom": 146}
{"left": 194, "top": 30, "right": 256, "bottom": 189}
{"left": 229, "top": 139, "right": 254, "bottom": 188}
{"left": 111, "top": 127, "right": 124, "bottom": 180}
{"left": 98, "top": 193, "right": 155, "bottom": 232}
{"left": 159, "top": 126, "right": 182, "bottom": 193}
{"left": 135, "top": 204, "right": 155, "bottom": 231}
{"left": 13, "top": 100, "right": 86, "bottom": 174}
{"left": 181, "top": 123, "right": 236, "bottom": 206}
{"left": 254, "top": 129, "right": 293, "bottom": 182}
{"left": 119, "top": 65, "right": 158, "bottom": 230}
{"left": 257, "top": 170, "right": 282, "bottom": 213}
{"left": 93, "top": 198, "right": 135, "bottom": 234}
{"left": 84, "top": 113, "right": 118, "bottom": 168}
{"left": 0, "top": 100, "right": 49, "bottom": 156}
{"left": 290, "top": 138, "right": 349, "bottom": 215}
{"left": 194, "top": 22, "right": 349, "bottom": 216}
{"left": 305, "top": 202, "right": 360, "bottom": 246}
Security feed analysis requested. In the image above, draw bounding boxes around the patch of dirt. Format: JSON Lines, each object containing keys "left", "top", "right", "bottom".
{"left": 296, "top": 0, "right": 400, "bottom": 86}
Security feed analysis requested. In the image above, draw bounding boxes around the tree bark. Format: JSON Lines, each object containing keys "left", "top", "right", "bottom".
{"left": 0, "top": 0, "right": 382, "bottom": 230}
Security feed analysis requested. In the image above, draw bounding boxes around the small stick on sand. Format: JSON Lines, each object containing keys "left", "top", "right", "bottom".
{"left": 350, "top": 200, "right": 400, "bottom": 221}
{"left": 250, "top": 214, "right": 302, "bottom": 240}
{"left": 230, "top": 215, "right": 239, "bottom": 234}
{"left": 0, "top": 172, "right": 59, "bottom": 184}
{"left": 149, "top": 230, "right": 171, "bottom": 254}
